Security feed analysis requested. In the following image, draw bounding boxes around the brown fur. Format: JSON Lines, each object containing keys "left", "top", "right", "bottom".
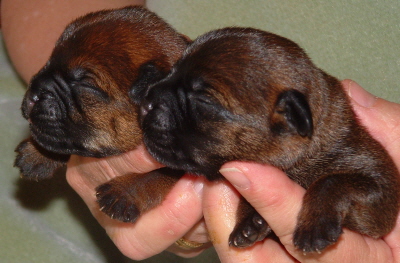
{"left": 14, "top": 6, "right": 188, "bottom": 216}
{"left": 136, "top": 27, "right": 400, "bottom": 253}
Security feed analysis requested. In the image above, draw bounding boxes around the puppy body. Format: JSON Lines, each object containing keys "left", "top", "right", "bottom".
{"left": 137, "top": 28, "right": 400, "bottom": 252}
{"left": 15, "top": 11, "right": 400, "bottom": 254}
{"left": 15, "top": 6, "right": 188, "bottom": 181}
{"left": 15, "top": 5, "right": 192, "bottom": 225}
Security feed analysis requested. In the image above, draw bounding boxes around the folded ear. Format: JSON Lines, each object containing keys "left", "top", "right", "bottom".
{"left": 274, "top": 90, "right": 313, "bottom": 138}
{"left": 129, "top": 62, "right": 166, "bottom": 104}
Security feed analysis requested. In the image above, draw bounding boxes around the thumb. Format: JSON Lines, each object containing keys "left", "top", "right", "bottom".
{"left": 218, "top": 162, "right": 304, "bottom": 250}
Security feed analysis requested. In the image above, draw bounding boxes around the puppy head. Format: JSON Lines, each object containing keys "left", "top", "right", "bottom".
{"left": 137, "top": 28, "right": 329, "bottom": 179}
{"left": 22, "top": 6, "right": 188, "bottom": 157}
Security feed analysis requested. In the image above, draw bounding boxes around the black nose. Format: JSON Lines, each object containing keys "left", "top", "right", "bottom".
{"left": 140, "top": 100, "right": 153, "bottom": 117}
{"left": 22, "top": 90, "right": 40, "bottom": 119}
{"left": 22, "top": 84, "right": 63, "bottom": 122}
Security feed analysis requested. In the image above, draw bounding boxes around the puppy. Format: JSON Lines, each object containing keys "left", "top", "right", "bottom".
{"left": 131, "top": 27, "right": 400, "bottom": 253}
{"left": 14, "top": 5, "right": 189, "bottom": 217}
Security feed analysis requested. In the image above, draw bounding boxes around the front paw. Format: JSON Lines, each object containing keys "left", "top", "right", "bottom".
{"left": 293, "top": 215, "right": 343, "bottom": 254}
{"left": 96, "top": 168, "right": 183, "bottom": 223}
{"left": 15, "top": 138, "right": 68, "bottom": 181}
{"left": 96, "top": 182, "right": 140, "bottom": 223}
{"left": 229, "top": 212, "right": 272, "bottom": 248}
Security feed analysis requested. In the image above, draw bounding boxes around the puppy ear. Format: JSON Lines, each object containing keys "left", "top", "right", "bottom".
{"left": 130, "top": 62, "right": 165, "bottom": 104}
{"left": 274, "top": 90, "right": 313, "bottom": 138}
{"left": 179, "top": 33, "right": 192, "bottom": 44}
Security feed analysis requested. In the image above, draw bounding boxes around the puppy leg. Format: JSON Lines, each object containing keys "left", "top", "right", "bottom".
{"left": 96, "top": 168, "right": 185, "bottom": 223}
{"left": 229, "top": 198, "right": 273, "bottom": 248}
{"left": 293, "top": 172, "right": 399, "bottom": 253}
{"left": 14, "top": 137, "right": 69, "bottom": 181}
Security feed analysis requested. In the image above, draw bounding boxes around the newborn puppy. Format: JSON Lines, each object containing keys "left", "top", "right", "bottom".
{"left": 14, "top": 6, "right": 189, "bottom": 217}
{"left": 135, "top": 27, "right": 400, "bottom": 253}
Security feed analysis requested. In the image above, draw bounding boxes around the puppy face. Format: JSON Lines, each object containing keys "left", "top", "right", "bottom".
{"left": 138, "top": 28, "right": 321, "bottom": 178}
{"left": 22, "top": 6, "right": 188, "bottom": 157}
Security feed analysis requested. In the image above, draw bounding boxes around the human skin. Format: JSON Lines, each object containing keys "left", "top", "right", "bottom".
{"left": 66, "top": 146, "right": 210, "bottom": 259}
{"left": 1, "top": 0, "right": 145, "bottom": 83}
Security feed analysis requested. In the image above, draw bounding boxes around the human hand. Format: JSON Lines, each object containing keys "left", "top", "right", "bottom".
{"left": 203, "top": 80, "right": 400, "bottom": 262}
{"left": 66, "top": 144, "right": 211, "bottom": 260}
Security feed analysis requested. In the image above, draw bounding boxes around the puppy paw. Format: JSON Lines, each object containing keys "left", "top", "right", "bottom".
{"left": 15, "top": 138, "right": 68, "bottom": 181}
{"left": 96, "top": 169, "right": 183, "bottom": 223}
{"left": 96, "top": 182, "right": 140, "bottom": 223}
{"left": 293, "top": 215, "right": 342, "bottom": 254}
{"left": 229, "top": 212, "right": 271, "bottom": 248}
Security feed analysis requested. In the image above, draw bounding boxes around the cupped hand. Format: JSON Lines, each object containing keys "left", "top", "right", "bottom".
{"left": 66, "top": 144, "right": 211, "bottom": 260}
{"left": 203, "top": 80, "right": 400, "bottom": 262}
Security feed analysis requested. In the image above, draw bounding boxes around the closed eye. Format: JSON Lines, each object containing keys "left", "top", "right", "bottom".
{"left": 187, "top": 91, "right": 214, "bottom": 105}
{"left": 195, "top": 95, "right": 214, "bottom": 105}
{"left": 72, "top": 82, "right": 110, "bottom": 102}
{"left": 69, "top": 67, "right": 110, "bottom": 101}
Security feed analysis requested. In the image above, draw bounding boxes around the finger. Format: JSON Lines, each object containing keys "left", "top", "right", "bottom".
{"left": 68, "top": 169, "right": 205, "bottom": 260}
{"left": 218, "top": 163, "right": 303, "bottom": 248}
{"left": 219, "top": 162, "right": 393, "bottom": 262}
{"left": 384, "top": 213, "right": 400, "bottom": 262}
{"left": 103, "top": 176, "right": 204, "bottom": 260}
{"left": 105, "top": 144, "right": 164, "bottom": 175}
{"left": 66, "top": 145, "right": 162, "bottom": 206}
{"left": 342, "top": 79, "right": 400, "bottom": 164}
{"left": 67, "top": 144, "right": 161, "bottom": 189}
{"left": 66, "top": 146, "right": 207, "bottom": 259}
{"left": 181, "top": 219, "right": 210, "bottom": 244}
{"left": 203, "top": 180, "right": 297, "bottom": 263}
{"left": 167, "top": 219, "right": 213, "bottom": 258}
{"left": 344, "top": 80, "right": 400, "bottom": 262}
{"left": 203, "top": 181, "right": 240, "bottom": 262}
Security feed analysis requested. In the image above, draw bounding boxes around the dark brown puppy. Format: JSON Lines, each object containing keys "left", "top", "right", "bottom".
{"left": 132, "top": 27, "right": 400, "bottom": 253}
{"left": 14, "top": 6, "right": 189, "bottom": 219}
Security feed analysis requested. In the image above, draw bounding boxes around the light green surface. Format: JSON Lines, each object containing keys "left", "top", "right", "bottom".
{"left": 148, "top": 0, "right": 400, "bottom": 102}
{"left": 1, "top": 1, "right": 399, "bottom": 262}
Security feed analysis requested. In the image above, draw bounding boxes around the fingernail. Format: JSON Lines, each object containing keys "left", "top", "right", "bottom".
{"left": 347, "top": 81, "right": 377, "bottom": 108}
{"left": 193, "top": 180, "right": 204, "bottom": 197}
{"left": 219, "top": 167, "right": 250, "bottom": 190}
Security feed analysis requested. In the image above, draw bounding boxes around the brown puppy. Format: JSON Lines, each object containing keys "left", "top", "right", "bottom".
{"left": 14, "top": 5, "right": 189, "bottom": 216}
{"left": 130, "top": 27, "right": 400, "bottom": 253}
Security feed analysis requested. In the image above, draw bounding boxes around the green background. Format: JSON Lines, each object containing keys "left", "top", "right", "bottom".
{"left": 1, "top": 1, "right": 399, "bottom": 262}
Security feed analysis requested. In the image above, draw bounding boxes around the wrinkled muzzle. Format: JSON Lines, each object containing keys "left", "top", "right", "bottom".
{"left": 140, "top": 80, "right": 188, "bottom": 134}
{"left": 21, "top": 73, "right": 90, "bottom": 155}
{"left": 22, "top": 74, "right": 70, "bottom": 124}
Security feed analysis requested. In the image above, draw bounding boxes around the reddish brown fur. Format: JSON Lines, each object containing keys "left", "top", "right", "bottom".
{"left": 48, "top": 6, "right": 188, "bottom": 153}
{"left": 15, "top": 5, "right": 190, "bottom": 231}
{"left": 15, "top": 6, "right": 189, "bottom": 180}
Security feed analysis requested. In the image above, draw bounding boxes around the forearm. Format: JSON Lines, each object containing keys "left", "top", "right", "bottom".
{"left": 1, "top": 0, "right": 145, "bottom": 83}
